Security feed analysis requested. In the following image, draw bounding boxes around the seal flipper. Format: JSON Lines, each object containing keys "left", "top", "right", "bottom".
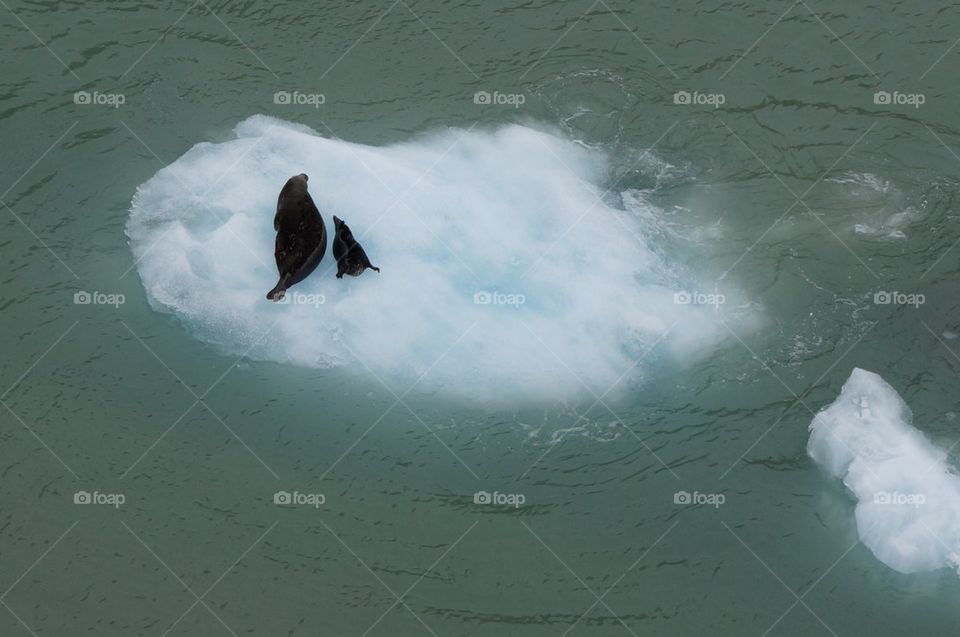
{"left": 266, "top": 274, "right": 291, "bottom": 301}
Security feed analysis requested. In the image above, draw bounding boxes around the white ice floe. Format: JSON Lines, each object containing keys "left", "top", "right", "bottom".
{"left": 809, "top": 368, "right": 960, "bottom": 574}
{"left": 128, "top": 116, "right": 738, "bottom": 401}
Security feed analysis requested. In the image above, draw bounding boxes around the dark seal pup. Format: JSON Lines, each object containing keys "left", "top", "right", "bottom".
{"left": 332, "top": 216, "right": 380, "bottom": 278}
{"left": 266, "top": 173, "right": 327, "bottom": 301}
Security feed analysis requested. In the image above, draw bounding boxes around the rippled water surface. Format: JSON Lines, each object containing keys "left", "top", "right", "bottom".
{"left": 3, "top": 1, "right": 960, "bottom": 635}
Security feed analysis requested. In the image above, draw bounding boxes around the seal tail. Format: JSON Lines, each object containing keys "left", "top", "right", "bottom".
{"left": 266, "top": 276, "right": 289, "bottom": 302}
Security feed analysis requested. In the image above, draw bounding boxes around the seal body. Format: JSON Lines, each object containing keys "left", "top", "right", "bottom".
{"left": 266, "top": 173, "right": 327, "bottom": 301}
{"left": 332, "top": 215, "right": 380, "bottom": 278}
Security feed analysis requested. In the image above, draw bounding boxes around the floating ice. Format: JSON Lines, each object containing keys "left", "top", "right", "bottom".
{"left": 127, "top": 116, "right": 731, "bottom": 401}
{"left": 808, "top": 368, "right": 960, "bottom": 574}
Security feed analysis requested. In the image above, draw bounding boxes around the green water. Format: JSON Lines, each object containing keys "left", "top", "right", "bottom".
{"left": 4, "top": 1, "right": 960, "bottom": 635}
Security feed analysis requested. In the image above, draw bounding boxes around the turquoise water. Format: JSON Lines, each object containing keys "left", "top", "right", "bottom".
{"left": 4, "top": 1, "right": 960, "bottom": 635}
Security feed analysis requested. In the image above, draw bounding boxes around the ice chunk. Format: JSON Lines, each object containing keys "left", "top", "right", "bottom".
{"left": 809, "top": 368, "right": 960, "bottom": 573}
{"left": 127, "top": 116, "right": 735, "bottom": 402}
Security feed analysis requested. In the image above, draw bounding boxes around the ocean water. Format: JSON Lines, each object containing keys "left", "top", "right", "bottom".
{"left": 3, "top": 1, "right": 960, "bottom": 635}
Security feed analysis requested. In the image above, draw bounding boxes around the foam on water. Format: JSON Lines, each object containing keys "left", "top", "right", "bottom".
{"left": 127, "top": 116, "right": 731, "bottom": 402}
{"left": 826, "top": 171, "right": 921, "bottom": 240}
{"left": 808, "top": 368, "right": 960, "bottom": 574}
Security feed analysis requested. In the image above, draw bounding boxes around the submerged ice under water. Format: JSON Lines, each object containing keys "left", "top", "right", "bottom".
{"left": 127, "top": 116, "right": 732, "bottom": 401}
{"left": 809, "top": 368, "right": 960, "bottom": 574}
